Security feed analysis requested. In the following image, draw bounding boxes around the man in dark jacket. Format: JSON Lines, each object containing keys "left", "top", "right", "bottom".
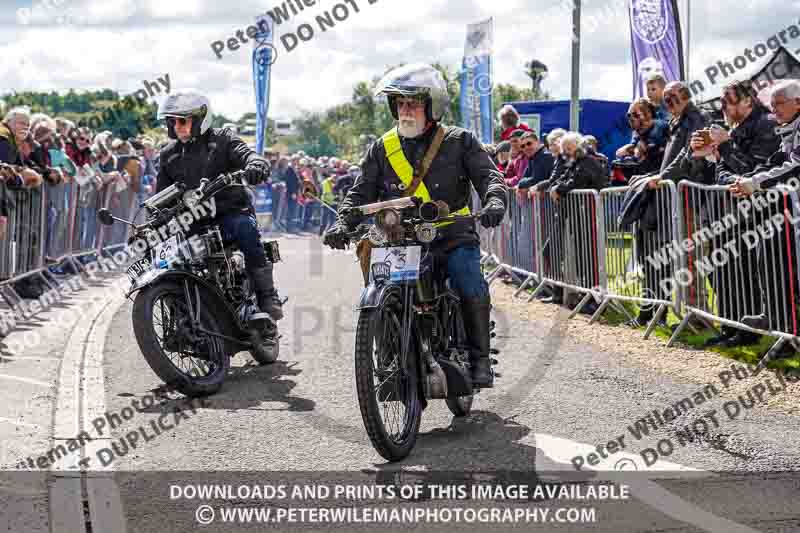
{"left": 615, "top": 99, "right": 668, "bottom": 176}
{"left": 323, "top": 63, "right": 507, "bottom": 387}
{"left": 628, "top": 82, "right": 710, "bottom": 327}
{"left": 732, "top": 80, "right": 800, "bottom": 357}
{"left": 155, "top": 91, "right": 282, "bottom": 325}
{"left": 689, "top": 81, "right": 780, "bottom": 347}
{"left": 517, "top": 132, "right": 555, "bottom": 190}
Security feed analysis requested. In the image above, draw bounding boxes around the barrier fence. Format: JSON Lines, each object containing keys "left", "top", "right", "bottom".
{"left": 0, "top": 178, "right": 140, "bottom": 333}
{"left": 479, "top": 179, "right": 800, "bottom": 370}
{"left": 673, "top": 182, "right": 800, "bottom": 368}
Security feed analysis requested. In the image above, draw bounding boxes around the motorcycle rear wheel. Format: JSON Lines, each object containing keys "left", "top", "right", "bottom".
{"left": 132, "top": 281, "right": 229, "bottom": 397}
{"left": 354, "top": 292, "right": 422, "bottom": 462}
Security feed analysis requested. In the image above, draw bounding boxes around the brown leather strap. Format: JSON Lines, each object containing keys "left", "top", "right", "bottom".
{"left": 404, "top": 125, "right": 446, "bottom": 197}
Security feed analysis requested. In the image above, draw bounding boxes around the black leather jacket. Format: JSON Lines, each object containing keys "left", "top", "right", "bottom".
{"left": 340, "top": 123, "right": 507, "bottom": 250}
{"left": 156, "top": 127, "right": 270, "bottom": 216}
{"left": 716, "top": 106, "right": 780, "bottom": 184}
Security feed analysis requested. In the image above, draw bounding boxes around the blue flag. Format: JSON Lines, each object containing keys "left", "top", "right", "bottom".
{"left": 459, "top": 18, "right": 494, "bottom": 144}
{"left": 252, "top": 15, "right": 275, "bottom": 155}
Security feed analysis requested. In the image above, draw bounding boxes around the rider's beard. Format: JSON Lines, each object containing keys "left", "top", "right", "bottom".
{"left": 398, "top": 117, "right": 424, "bottom": 138}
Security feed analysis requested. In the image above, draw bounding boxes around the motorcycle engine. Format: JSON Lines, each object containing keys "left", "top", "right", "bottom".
{"left": 229, "top": 251, "right": 245, "bottom": 273}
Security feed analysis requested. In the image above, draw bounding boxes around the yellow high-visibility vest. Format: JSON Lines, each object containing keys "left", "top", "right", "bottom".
{"left": 381, "top": 127, "right": 470, "bottom": 227}
{"left": 321, "top": 177, "right": 336, "bottom": 204}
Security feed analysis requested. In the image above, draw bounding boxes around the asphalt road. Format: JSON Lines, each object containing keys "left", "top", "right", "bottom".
{"left": 2, "top": 233, "right": 800, "bottom": 532}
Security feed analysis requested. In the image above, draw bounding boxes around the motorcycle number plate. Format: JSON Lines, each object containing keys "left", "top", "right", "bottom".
{"left": 126, "top": 257, "right": 151, "bottom": 282}
{"left": 151, "top": 235, "right": 180, "bottom": 268}
{"left": 370, "top": 246, "right": 421, "bottom": 282}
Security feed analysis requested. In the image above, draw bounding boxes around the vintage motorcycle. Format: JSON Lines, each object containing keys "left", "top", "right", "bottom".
{"left": 336, "top": 197, "right": 498, "bottom": 461}
{"left": 97, "top": 170, "right": 281, "bottom": 397}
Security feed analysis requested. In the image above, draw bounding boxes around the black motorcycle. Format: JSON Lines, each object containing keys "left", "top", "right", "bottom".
{"left": 97, "top": 170, "right": 281, "bottom": 397}
{"left": 337, "top": 197, "right": 497, "bottom": 461}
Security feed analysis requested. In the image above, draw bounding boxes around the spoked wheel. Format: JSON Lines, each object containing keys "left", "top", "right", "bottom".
{"left": 354, "top": 292, "right": 422, "bottom": 462}
{"left": 132, "top": 281, "right": 229, "bottom": 397}
{"left": 444, "top": 299, "right": 474, "bottom": 417}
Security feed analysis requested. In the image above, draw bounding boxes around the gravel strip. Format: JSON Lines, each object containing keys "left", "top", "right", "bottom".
{"left": 490, "top": 283, "right": 800, "bottom": 416}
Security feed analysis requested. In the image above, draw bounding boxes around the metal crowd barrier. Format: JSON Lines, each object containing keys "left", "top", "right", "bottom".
{"left": 0, "top": 176, "right": 140, "bottom": 336}
{"left": 671, "top": 181, "right": 800, "bottom": 367}
{"left": 527, "top": 189, "right": 606, "bottom": 319}
{"left": 271, "top": 182, "right": 288, "bottom": 231}
{"left": 596, "top": 181, "right": 689, "bottom": 337}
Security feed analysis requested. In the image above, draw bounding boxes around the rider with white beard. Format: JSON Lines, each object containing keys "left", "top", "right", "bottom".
{"left": 323, "top": 63, "right": 507, "bottom": 387}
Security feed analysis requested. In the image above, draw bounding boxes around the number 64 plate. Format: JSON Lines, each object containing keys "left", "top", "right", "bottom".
{"left": 370, "top": 246, "right": 421, "bottom": 282}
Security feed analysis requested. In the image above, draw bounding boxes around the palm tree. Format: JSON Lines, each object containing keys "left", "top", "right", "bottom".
{"left": 525, "top": 60, "right": 549, "bottom": 97}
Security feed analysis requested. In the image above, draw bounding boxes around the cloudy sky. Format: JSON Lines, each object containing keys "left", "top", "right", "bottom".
{"left": 1, "top": 0, "right": 799, "bottom": 121}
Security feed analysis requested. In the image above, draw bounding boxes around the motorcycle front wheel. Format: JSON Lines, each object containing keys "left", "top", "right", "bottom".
{"left": 132, "top": 281, "right": 229, "bottom": 397}
{"left": 354, "top": 291, "right": 422, "bottom": 462}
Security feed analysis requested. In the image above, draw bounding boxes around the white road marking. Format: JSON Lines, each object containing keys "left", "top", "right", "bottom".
{"left": 0, "top": 416, "right": 42, "bottom": 429}
{"left": 0, "top": 374, "right": 52, "bottom": 388}
{"left": 0, "top": 355, "right": 62, "bottom": 362}
{"left": 534, "top": 433, "right": 760, "bottom": 533}
{"left": 51, "top": 293, "right": 128, "bottom": 532}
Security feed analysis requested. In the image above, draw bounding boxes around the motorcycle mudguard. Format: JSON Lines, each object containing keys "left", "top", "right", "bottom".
{"left": 129, "top": 270, "right": 245, "bottom": 356}
{"left": 356, "top": 282, "right": 401, "bottom": 310}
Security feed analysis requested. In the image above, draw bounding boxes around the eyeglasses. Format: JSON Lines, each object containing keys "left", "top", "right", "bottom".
{"left": 396, "top": 99, "right": 426, "bottom": 110}
{"left": 78, "top": 137, "right": 89, "bottom": 143}
{"left": 520, "top": 142, "right": 534, "bottom": 148}
{"left": 626, "top": 112, "right": 645, "bottom": 121}
{"left": 664, "top": 95, "right": 681, "bottom": 107}
{"left": 167, "top": 117, "right": 191, "bottom": 127}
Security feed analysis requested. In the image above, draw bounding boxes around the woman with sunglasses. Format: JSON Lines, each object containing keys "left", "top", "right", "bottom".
{"left": 155, "top": 90, "right": 283, "bottom": 326}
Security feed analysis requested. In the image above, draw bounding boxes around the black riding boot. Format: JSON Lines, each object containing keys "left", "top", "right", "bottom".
{"left": 461, "top": 297, "right": 494, "bottom": 388}
{"left": 248, "top": 263, "right": 284, "bottom": 322}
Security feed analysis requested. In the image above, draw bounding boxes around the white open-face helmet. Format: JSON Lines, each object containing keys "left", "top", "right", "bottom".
{"left": 157, "top": 90, "right": 213, "bottom": 140}
{"left": 374, "top": 63, "right": 449, "bottom": 122}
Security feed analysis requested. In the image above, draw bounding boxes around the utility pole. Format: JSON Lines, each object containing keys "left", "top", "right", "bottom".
{"left": 570, "top": 0, "right": 581, "bottom": 132}
{"left": 685, "top": 0, "right": 691, "bottom": 81}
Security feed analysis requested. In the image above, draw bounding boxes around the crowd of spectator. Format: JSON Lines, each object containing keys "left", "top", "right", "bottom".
{"left": 481, "top": 76, "right": 800, "bottom": 359}
{"left": 265, "top": 152, "right": 359, "bottom": 235}
{"left": 0, "top": 106, "right": 162, "bottom": 303}
{"left": 3, "top": 75, "right": 800, "bottom": 360}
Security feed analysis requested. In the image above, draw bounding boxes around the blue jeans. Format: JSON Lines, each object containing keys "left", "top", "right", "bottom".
{"left": 219, "top": 213, "right": 267, "bottom": 268}
{"left": 446, "top": 245, "right": 489, "bottom": 300}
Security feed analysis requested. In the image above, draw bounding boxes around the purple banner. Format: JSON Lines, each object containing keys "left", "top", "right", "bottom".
{"left": 629, "top": 0, "right": 685, "bottom": 99}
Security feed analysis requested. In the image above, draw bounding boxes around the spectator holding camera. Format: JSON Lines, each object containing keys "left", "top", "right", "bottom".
{"left": 682, "top": 80, "right": 780, "bottom": 347}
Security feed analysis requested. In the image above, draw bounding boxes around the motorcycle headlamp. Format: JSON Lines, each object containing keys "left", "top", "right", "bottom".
{"left": 143, "top": 182, "right": 184, "bottom": 211}
{"left": 419, "top": 201, "right": 449, "bottom": 223}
